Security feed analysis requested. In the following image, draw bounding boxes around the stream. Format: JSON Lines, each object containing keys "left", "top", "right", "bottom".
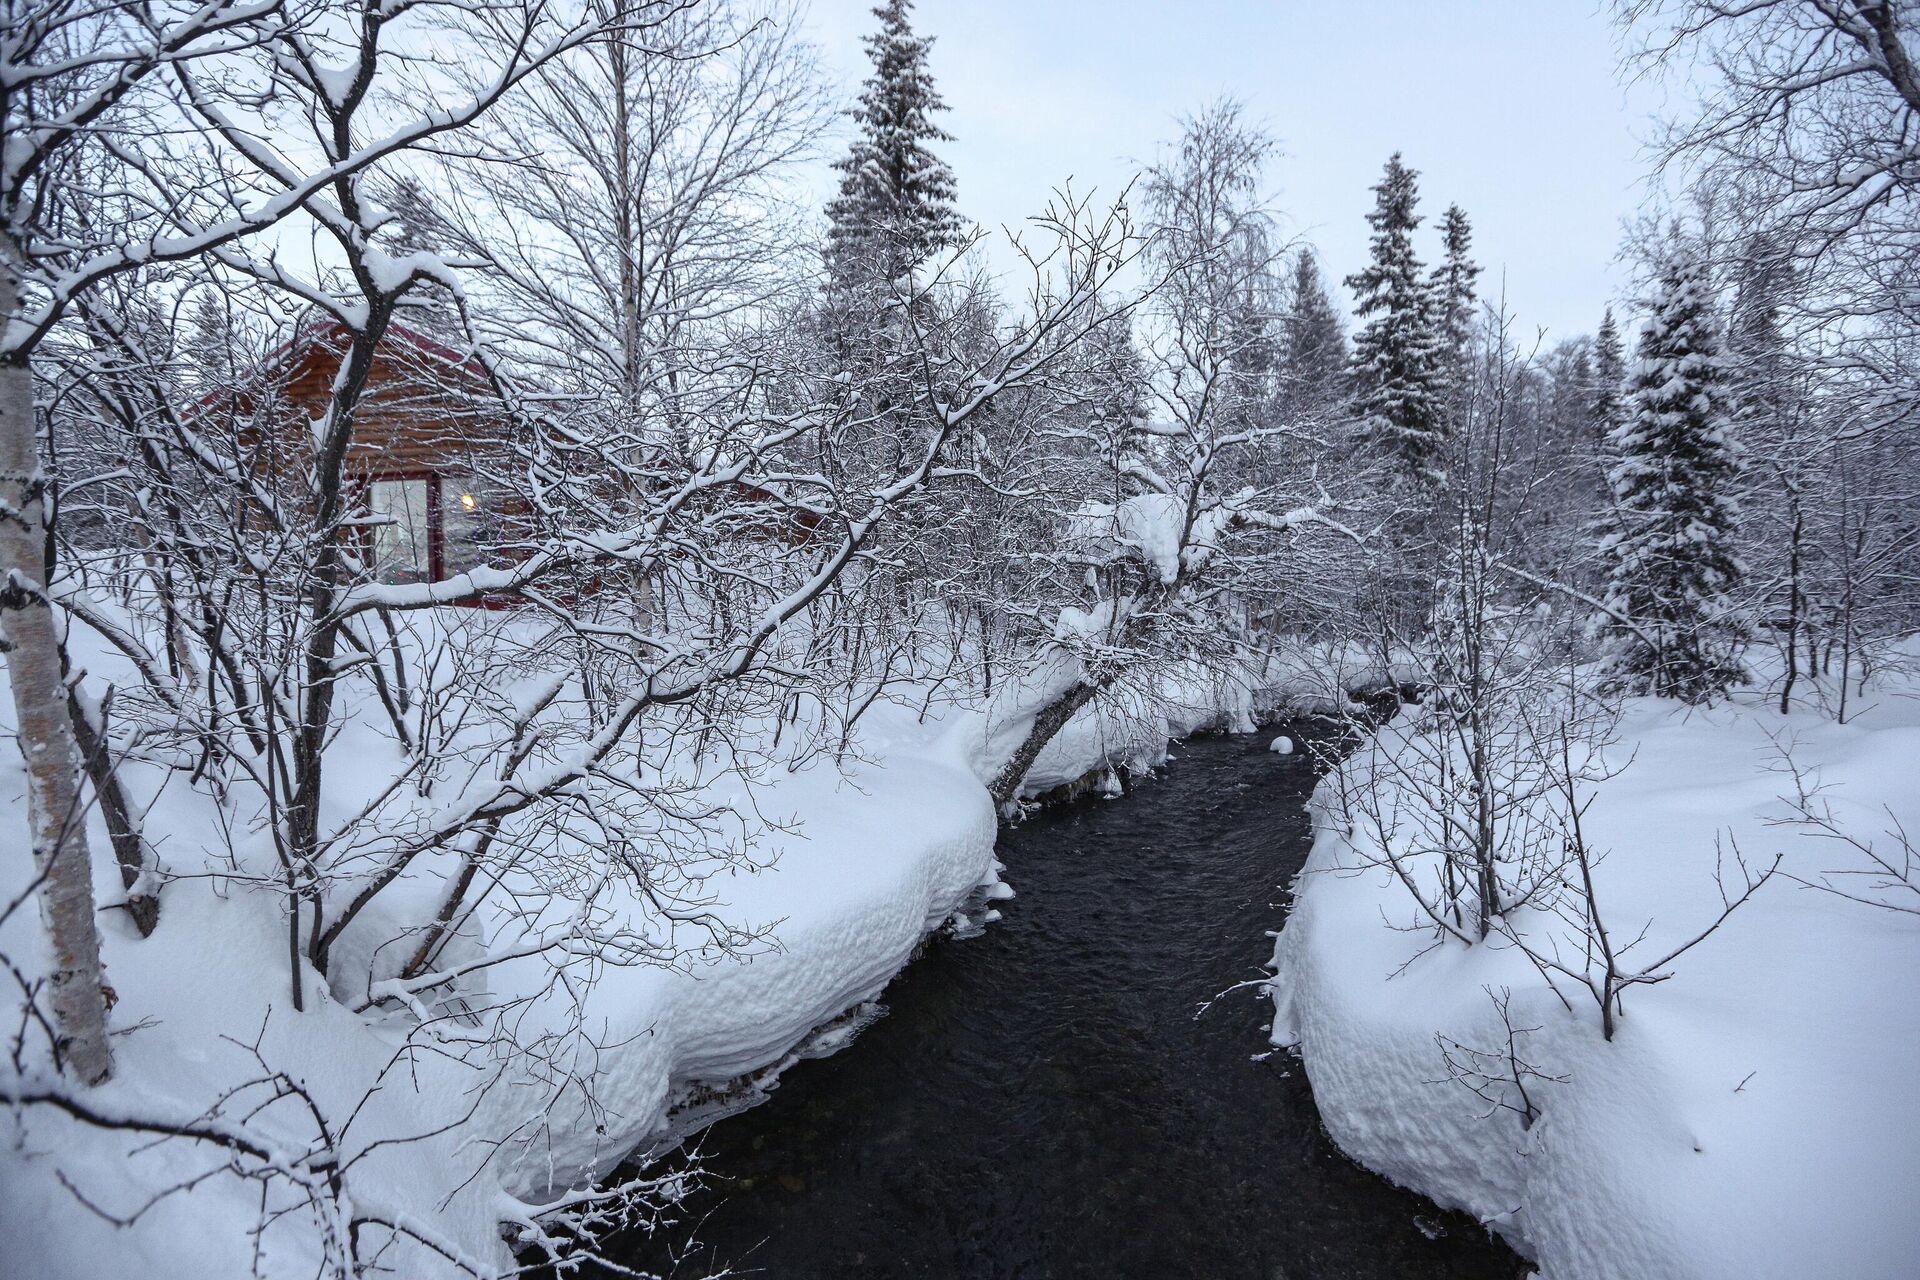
{"left": 589, "top": 726, "right": 1526, "bottom": 1278}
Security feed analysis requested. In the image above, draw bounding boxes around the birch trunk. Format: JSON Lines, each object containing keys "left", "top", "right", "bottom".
{"left": 985, "top": 679, "right": 1099, "bottom": 811}
{"left": 0, "top": 250, "right": 113, "bottom": 1084}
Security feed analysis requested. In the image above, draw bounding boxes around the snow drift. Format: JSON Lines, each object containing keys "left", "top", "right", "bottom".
{"left": 1, "top": 616, "right": 1281, "bottom": 1278}
{"left": 1268, "top": 664, "right": 1920, "bottom": 1279}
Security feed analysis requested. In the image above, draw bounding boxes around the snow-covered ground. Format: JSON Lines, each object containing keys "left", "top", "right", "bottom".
{"left": 1268, "top": 656, "right": 1920, "bottom": 1279}
{"left": 0, "top": 617, "right": 1274, "bottom": 1277}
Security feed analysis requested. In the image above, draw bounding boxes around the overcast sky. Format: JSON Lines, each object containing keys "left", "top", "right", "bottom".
{"left": 797, "top": 0, "right": 1663, "bottom": 344}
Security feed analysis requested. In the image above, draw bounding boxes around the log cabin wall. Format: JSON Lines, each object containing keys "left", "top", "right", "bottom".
{"left": 211, "top": 321, "right": 534, "bottom": 593}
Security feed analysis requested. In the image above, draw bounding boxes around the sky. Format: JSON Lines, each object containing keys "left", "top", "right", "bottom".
{"left": 797, "top": 0, "right": 1664, "bottom": 343}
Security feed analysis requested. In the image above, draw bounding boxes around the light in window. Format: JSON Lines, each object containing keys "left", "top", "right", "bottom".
{"left": 440, "top": 474, "right": 495, "bottom": 577}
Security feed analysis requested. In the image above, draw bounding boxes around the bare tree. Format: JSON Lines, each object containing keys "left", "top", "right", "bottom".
{"left": 1431, "top": 986, "right": 1566, "bottom": 1132}
{"left": 1766, "top": 731, "right": 1920, "bottom": 916}
{"left": 424, "top": 0, "right": 828, "bottom": 420}
{"left": 0, "top": 0, "right": 312, "bottom": 1088}
{"left": 962, "top": 106, "right": 1367, "bottom": 808}
{"left": 1625, "top": 1, "right": 1920, "bottom": 352}
{"left": 14, "top": 0, "right": 1146, "bottom": 1257}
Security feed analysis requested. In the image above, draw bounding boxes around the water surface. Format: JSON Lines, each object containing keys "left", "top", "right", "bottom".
{"left": 594, "top": 728, "right": 1525, "bottom": 1279}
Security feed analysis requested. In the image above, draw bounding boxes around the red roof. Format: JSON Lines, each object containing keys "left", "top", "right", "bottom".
{"left": 184, "top": 316, "right": 503, "bottom": 423}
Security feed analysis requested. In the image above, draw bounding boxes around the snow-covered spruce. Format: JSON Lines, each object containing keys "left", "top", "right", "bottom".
{"left": 1346, "top": 153, "right": 1450, "bottom": 491}
{"left": 1597, "top": 248, "right": 1748, "bottom": 705}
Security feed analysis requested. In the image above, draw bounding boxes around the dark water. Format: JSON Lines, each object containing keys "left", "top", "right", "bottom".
{"left": 593, "top": 728, "right": 1526, "bottom": 1279}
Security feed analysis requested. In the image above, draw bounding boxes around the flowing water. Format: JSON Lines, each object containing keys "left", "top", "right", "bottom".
{"left": 590, "top": 727, "right": 1526, "bottom": 1279}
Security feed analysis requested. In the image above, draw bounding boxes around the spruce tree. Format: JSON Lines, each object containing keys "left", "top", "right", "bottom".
{"left": 1279, "top": 249, "right": 1347, "bottom": 418}
{"left": 1590, "top": 306, "right": 1626, "bottom": 447}
{"left": 1429, "top": 203, "right": 1481, "bottom": 371}
{"left": 1346, "top": 154, "right": 1447, "bottom": 487}
{"left": 382, "top": 176, "right": 463, "bottom": 337}
{"left": 1600, "top": 252, "right": 1748, "bottom": 703}
{"left": 824, "top": 0, "right": 963, "bottom": 284}
{"left": 1725, "top": 243, "right": 1795, "bottom": 439}
{"left": 183, "top": 289, "right": 238, "bottom": 390}
{"left": 1553, "top": 342, "right": 1594, "bottom": 441}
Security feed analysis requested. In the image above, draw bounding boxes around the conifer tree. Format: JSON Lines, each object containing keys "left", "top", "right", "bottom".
{"left": 1346, "top": 154, "right": 1447, "bottom": 487}
{"left": 183, "top": 289, "right": 237, "bottom": 390}
{"left": 1590, "top": 306, "right": 1626, "bottom": 447}
{"left": 1429, "top": 203, "right": 1481, "bottom": 371}
{"left": 1725, "top": 243, "right": 1795, "bottom": 439}
{"left": 1724, "top": 240, "right": 1817, "bottom": 712}
{"left": 1279, "top": 249, "right": 1347, "bottom": 418}
{"left": 824, "top": 0, "right": 963, "bottom": 284}
{"left": 1552, "top": 342, "right": 1594, "bottom": 441}
{"left": 382, "top": 176, "right": 463, "bottom": 337}
{"left": 1600, "top": 252, "right": 1748, "bottom": 703}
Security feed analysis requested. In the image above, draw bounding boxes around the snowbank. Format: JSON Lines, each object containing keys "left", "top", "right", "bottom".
{"left": 1017, "top": 660, "right": 1269, "bottom": 796}
{"left": 0, "top": 691, "right": 1000, "bottom": 1278}
{"left": 1267, "top": 665, "right": 1920, "bottom": 1279}
{"left": 1, "top": 617, "right": 1276, "bottom": 1277}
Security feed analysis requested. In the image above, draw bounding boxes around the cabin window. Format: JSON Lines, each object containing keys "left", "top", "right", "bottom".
{"left": 363, "top": 472, "right": 503, "bottom": 585}
{"left": 367, "top": 476, "right": 432, "bottom": 584}
{"left": 438, "top": 472, "right": 497, "bottom": 578}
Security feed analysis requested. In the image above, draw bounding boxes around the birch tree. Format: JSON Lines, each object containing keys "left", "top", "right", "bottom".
{"left": 0, "top": 0, "right": 307, "bottom": 1087}
{"left": 0, "top": 0, "right": 708, "bottom": 1079}
{"left": 972, "top": 108, "right": 1364, "bottom": 807}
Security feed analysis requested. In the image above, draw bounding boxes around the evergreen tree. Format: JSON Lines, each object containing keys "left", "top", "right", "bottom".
{"left": 824, "top": 0, "right": 963, "bottom": 283}
{"left": 1600, "top": 251, "right": 1748, "bottom": 703}
{"left": 1346, "top": 154, "right": 1448, "bottom": 487}
{"left": 1723, "top": 238, "right": 1815, "bottom": 711}
{"left": 1725, "top": 241, "right": 1795, "bottom": 439}
{"left": 1590, "top": 305, "right": 1626, "bottom": 447}
{"left": 382, "top": 176, "right": 463, "bottom": 337}
{"left": 182, "top": 289, "right": 237, "bottom": 389}
{"left": 1278, "top": 249, "right": 1347, "bottom": 418}
{"left": 1429, "top": 203, "right": 1481, "bottom": 371}
{"left": 1552, "top": 341, "right": 1593, "bottom": 440}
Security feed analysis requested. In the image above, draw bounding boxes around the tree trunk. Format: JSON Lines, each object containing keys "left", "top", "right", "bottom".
{"left": 66, "top": 685, "right": 159, "bottom": 936}
{"left": 294, "top": 312, "right": 389, "bottom": 992}
{"left": 985, "top": 679, "right": 1100, "bottom": 811}
{"left": 0, "top": 253, "right": 114, "bottom": 1084}
{"left": 1779, "top": 501, "right": 1802, "bottom": 716}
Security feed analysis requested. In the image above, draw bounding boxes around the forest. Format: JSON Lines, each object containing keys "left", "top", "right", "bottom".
{"left": 1, "top": 1, "right": 1915, "bottom": 1277}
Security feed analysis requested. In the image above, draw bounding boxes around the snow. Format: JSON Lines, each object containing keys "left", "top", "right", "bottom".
{"left": 1016, "top": 660, "right": 1265, "bottom": 796}
{"left": 0, "top": 610, "right": 1271, "bottom": 1278}
{"left": 1068, "top": 492, "right": 1188, "bottom": 584}
{"left": 1266, "top": 655, "right": 1920, "bottom": 1280}
{"left": 32, "top": 584, "right": 1907, "bottom": 1280}
{"left": 1269, "top": 735, "right": 1294, "bottom": 755}
{"left": 361, "top": 246, "right": 463, "bottom": 299}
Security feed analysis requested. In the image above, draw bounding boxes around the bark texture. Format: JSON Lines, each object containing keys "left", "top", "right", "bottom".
{"left": 66, "top": 685, "right": 159, "bottom": 936}
{"left": 985, "top": 679, "right": 1099, "bottom": 810}
{"left": 1, "top": 254, "right": 114, "bottom": 1083}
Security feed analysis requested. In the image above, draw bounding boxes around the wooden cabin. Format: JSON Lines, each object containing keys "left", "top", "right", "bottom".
{"left": 197, "top": 318, "right": 529, "bottom": 592}
{"left": 190, "top": 317, "right": 824, "bottom": 610}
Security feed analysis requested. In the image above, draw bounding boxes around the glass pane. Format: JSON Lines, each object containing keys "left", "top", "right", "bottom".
{"left": 368, "top": 477, "right": 431, "bottom": 584}
{"left": 438, "top": 473, "right": 498, "bottom": 578}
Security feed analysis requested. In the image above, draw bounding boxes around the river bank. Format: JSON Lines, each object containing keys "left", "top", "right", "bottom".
{"left": 1268, "top": 658, "right": 1920, "bottom": 1279}
{"left": 584, "top": 730, "right": 1524, "bottom": 1278}
{"left": 0, "top": 632, "right": 1303, "bottom": 1279}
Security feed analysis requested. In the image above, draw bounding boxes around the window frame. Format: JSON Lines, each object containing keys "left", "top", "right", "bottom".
{"left": 358, "top": 468, "right": 446, "bottom": 584}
